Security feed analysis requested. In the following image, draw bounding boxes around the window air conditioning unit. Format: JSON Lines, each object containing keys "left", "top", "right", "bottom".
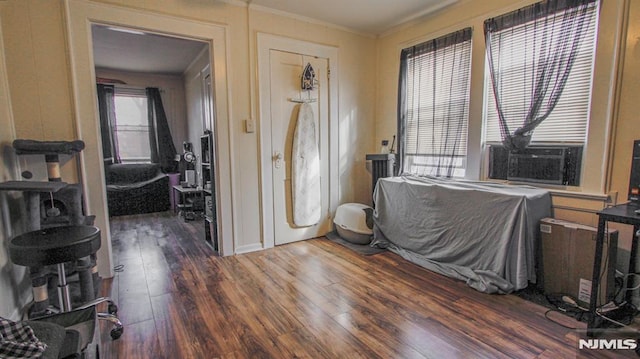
{"left": 488, "top": 145, "right": 583, "bottom": 186}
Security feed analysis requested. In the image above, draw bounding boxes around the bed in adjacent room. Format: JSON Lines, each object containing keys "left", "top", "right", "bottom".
{"left": 371, "top": 175, "right": 552, "bottom": 294}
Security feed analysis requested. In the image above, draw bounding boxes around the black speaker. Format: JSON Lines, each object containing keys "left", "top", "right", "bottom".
{"left": 628, "top": 140, "right": 640, "bottom": 203}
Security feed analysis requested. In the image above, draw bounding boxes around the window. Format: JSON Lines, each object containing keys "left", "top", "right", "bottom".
{"left": 398, "top": 28, "right": 472, "bottom": 178}
{"left": 483, "top": 0, "right": 598, "bottom": 146}
{"left": 113, "top": 87, "right": 151, "bottom": 162}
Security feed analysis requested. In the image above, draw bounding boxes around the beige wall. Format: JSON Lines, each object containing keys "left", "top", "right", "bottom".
{"left": 606, "top": 0, "right": 640, "bottom": 246}
{"left": 0, "top": 0, "right": 376, "bottom": 277}
{"left": 374, "top": 0, "right": 640, "bottom": 289}
{"left": 376, "top": 0, "right": 628, "bottom": 227}
{"left": 0, "top": 0, "right": 79, "bottom": 182}
{"left": 249, "top": 9, "right": 377, "bottom": 204}
{"left": 610, "top": 0, "right": 640, "bottom": 196}
{"left": 376, "top": 0, "right": 537, "bottom": 182}
{"left": 0, "top": 13, "right": 31, "bottom": 319}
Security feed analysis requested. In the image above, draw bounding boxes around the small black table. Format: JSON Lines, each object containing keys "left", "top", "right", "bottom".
{"left": 588, "top": 203, "right": 640, "bottom": 336}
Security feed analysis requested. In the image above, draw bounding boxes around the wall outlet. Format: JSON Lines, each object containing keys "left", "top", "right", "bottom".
{"left": 245, "top": 118, "right": 255, "bottom": 133}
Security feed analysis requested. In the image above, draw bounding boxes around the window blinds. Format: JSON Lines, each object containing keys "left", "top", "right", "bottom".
{"left": 400, "top": 28, "right": 472, "bottom": 177}
{"left": 483, "top": 0, "right": 598, "bottom": 144}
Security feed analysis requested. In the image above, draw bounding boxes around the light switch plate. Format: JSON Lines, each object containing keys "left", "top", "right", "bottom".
{"left": 245, "top": 118, "right": 255, "bottom": 133}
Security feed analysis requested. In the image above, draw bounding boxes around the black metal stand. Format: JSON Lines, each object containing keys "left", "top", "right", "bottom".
{"left": 588, "top": 203, "right": 640, "bottom": 336}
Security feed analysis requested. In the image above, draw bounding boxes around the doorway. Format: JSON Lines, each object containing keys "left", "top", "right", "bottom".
{"left": 258, "top": 34, "right": 340, "bottom": 249}
{"left": 65, "top": 1, "right": 234, "bottom": 277}
{"left": 91, "top": 23, "right": 219, "bottom": 236}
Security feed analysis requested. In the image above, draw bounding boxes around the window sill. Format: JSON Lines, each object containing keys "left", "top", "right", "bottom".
{"left": 482, "top": 178, "right": 613, "bottom": 202}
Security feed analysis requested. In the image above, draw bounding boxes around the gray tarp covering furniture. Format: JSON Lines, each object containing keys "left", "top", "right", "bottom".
{"left": 371, "top": 175, "right": 552, "bottom": 294}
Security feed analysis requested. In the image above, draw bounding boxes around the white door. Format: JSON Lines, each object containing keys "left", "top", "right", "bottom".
{"left": 269, "top": 50, "right": 331, "bottom": 245}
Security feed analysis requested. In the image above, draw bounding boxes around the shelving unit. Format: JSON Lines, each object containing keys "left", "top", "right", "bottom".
{"left": 200, "top": 133, "right": 218, "bottom": 253}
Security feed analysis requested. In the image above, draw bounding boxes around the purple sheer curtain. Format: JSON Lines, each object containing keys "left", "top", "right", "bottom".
{"left": 484, "top": 0, "right": 596, "bottom": 152}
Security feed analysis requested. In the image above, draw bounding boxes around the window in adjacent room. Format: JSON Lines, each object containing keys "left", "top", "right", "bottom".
{"left": 398, "top": 27, "right": 473, "bottom": 178}
{"left": 113, "top": 87, "right": 151, "bottom": 162}
{"left": 483, "top": 0, "right": 599, "bottom": 186}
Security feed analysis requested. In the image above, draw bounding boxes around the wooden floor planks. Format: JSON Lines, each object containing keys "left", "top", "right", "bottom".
{"left": 98, "top": 212, "right": 636, "bottom": 358}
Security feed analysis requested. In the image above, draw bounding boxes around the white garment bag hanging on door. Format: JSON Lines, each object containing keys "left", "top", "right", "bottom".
{"left": 291, "top": 102, "right": 322, "bottom": 226}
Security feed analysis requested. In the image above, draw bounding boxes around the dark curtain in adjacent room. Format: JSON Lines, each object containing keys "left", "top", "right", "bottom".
{"left": 96, "top": 84, "right": 120, "bottom": 164}
{"left": 147, "top": 87, "right": 178, "bottom": 173}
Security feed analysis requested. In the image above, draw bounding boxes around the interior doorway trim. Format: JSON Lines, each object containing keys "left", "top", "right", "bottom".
{"left": 257, "top": 33, "right": 339, "bottom": 249}
{"left": 64, "top": 0, "right": 236, "bottom": 277}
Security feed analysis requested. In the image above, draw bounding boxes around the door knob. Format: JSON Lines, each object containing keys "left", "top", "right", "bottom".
{"left": 273, "top": 152, "right": 284, "bottom": 169}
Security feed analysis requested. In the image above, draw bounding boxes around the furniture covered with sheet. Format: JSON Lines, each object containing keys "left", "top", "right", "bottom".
{"left": 371, "top": 175, "right": 551, "bottom": 294}
{"left": 104, "top": 163, "right": 170, "bottom": 216}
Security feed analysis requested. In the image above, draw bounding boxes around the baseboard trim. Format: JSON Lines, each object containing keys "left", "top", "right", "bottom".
{"left": 234, "top": 243, "right": 264, "bottom": 255}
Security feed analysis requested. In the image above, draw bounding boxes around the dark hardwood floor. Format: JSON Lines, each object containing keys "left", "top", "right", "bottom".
{"left": 98, "top": 212, "right": 636, "bottom": 358}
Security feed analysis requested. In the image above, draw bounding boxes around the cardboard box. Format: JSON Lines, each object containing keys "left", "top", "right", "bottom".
{"left": 540, "top": 218, "right": 618, "bottom": 306}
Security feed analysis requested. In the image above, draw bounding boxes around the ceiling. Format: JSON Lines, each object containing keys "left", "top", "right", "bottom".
{"left": 92, "top": 0, "right": 458, "bottom": 74}
{"left": 247, "top": 0, "right": 458, "bottom": 35}
{"left": 92, "top": 25, "right": 208, "bottom": 75}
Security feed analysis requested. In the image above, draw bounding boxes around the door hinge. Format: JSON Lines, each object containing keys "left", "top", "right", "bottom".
{"left": 327, "top": 67, "right": 331, "bottom": 78}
